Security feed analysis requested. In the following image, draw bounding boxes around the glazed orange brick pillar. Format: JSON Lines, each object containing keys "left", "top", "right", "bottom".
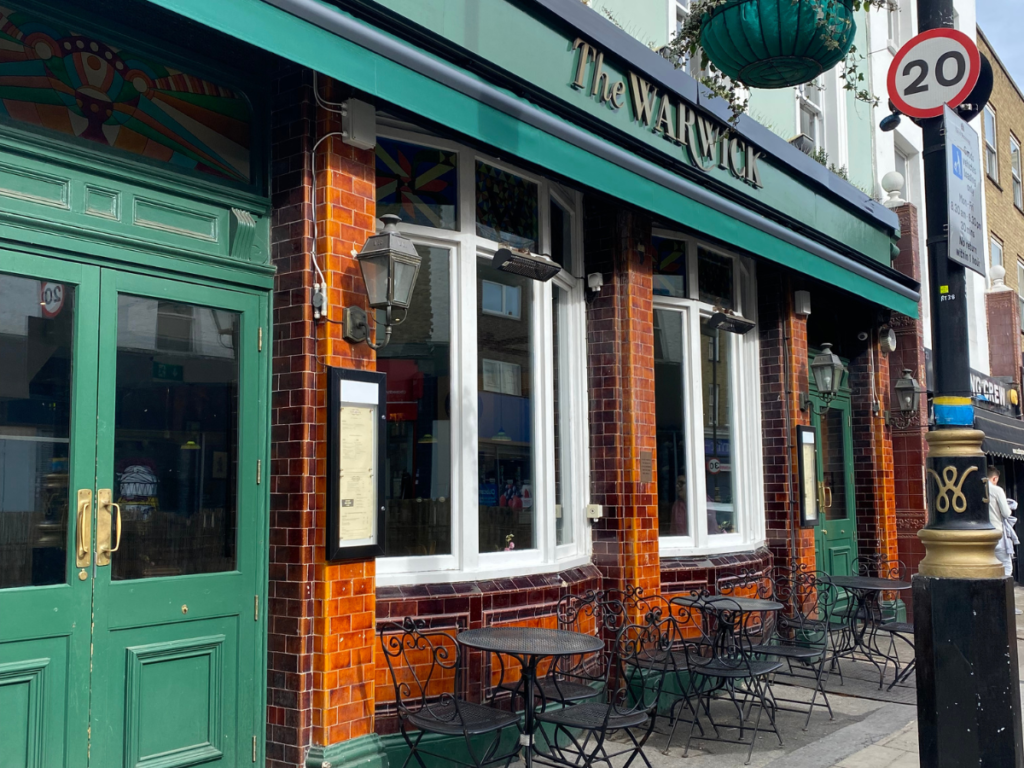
{"left": 584, "top": 197, "right": 661, "bottom": 604}
{"left": 758, "top": 268, "right": 816, "bottom": 573}
{"left": 267, "top": 68, "right": 378, "bottom": 767}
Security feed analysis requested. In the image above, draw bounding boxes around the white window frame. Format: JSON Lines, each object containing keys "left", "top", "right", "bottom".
{"left": 797, "top": 80, "right": 824, "bottom": 152}
{"left": 1017, "top": 261, "right": 1024, "bottom": 334}
{"left": 1012, "top": 135, "right": 1023, "bottom": 211}
{"left": 374, "top": 127, "right": 591, "bottom": 586}
{"left": 886, "top": 0, "right": 900, "bottom": 51}
{"left": 653, "top": 230, "right": 764, "bottom": 557}
{"left": 991, "top": 236, "right": 1004, "bottom": 271}
{"left": 985, "top": 105, "right": 999, "bottom": 182}
{"left": 894, "top": 145, "right": 912, "bottom": 205}
{"left": 667, "top": 0, "right": 707, "bottom": 79}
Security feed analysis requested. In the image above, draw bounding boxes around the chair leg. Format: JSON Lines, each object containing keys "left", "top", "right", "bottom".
{"left": 400, "top": 726, "right": 430, "bottom": 768}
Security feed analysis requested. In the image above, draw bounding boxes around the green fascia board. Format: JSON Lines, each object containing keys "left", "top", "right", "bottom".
{"left": 351, "top": 0, "right": 893, "bottom": 262}
{"left": 142, "top": 0, "right": 917, "bottom": 318}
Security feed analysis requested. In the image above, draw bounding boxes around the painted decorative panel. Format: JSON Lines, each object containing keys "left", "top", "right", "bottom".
{"left": 652, "top": 235, "right": 687, "bottom": 298}
{"left": 0, "top": 658, "right": 47, "bottom": 768}
{"left": 125, "top": 635, "right": 224, "bottom": 768}
{"left": 375, "top": 136, "right": 458, "bottom": 230}
{"left": 0, "top": 5, "right": 251, "bottom": 182}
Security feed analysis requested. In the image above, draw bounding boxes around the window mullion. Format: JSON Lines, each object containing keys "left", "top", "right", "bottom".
{"left": 686, "top": 307, "right": 709, "bottom": 548}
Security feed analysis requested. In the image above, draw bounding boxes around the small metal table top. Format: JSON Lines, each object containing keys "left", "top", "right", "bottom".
{"left": 457, "top": 627, "right": 604, "bottom": 658}
{"left": 673, "top": 595, "right": 784, "bottom": 612}
{"left": 829, "top": 575, "right": 911, "bottom": 592}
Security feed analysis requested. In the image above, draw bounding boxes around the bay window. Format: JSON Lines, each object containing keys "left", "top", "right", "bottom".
{"left": 653, "top": 230, "right": 764, "bottom": 555}
{"left": 374, "top": 127, "right": 589, "bottom": 584}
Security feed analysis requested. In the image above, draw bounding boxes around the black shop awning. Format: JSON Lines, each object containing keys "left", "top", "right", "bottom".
{"left": 976, "top": 410, "right": 1024, "bottom": 460}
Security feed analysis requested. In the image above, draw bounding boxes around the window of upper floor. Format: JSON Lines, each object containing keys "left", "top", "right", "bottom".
{"left": 986, "top": 105, "right": 999, "bottom": 182}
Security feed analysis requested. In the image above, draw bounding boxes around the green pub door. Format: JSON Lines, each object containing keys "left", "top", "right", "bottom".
{"left": 810, "top": 390, "right": 858, "bottom": 577}
{"left": 0, "top": 2, "right": 272, "bottom": 761}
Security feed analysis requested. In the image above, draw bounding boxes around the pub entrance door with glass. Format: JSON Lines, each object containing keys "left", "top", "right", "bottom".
{"left": 0, "top": 254, "right": 264, "bottom": 767}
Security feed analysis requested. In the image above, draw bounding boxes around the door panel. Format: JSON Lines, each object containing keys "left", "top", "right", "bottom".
{"left": 812, "top": 397, "right": 857, "bottom": 577}
{"left": 90, "top": 271, "right": 259, "bottom": 768}
{"left": 0, "top": 254, "right": 98, "bottom": 768}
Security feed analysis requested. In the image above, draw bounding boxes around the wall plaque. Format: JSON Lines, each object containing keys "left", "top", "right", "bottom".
{"left": 327, "top": 367, "right": 386, "bottom": 561}
{"left": 640, "top": 450, "right": 653, "bottom": 483}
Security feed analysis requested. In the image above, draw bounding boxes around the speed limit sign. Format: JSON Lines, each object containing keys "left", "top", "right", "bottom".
{"left": 888, "top": 29, "right": 980, "bottom": 119}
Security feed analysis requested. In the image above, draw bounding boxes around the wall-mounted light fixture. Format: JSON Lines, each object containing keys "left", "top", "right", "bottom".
{"left": 802, "top": 343, "right": 847, "bottom": 415}
{"left": 342, "top": 214, "right": 422, "bottom": 350}
{"left": 888, "top": 368, "right": 924, "bottom": 429}
{"left": 706, "top": 310, "right": 756, "bottom": 335}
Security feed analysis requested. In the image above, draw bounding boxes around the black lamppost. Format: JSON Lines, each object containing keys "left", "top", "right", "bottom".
{"left": 911, "top": 1, "right": 1023, "bottom": 764}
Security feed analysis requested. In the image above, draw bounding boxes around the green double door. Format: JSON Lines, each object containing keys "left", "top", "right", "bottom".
{"left": 0, "top": 252, "right": 264, "bottom": 767}
{"left": 810, "top": 393, "right": 858, "bottom": 577}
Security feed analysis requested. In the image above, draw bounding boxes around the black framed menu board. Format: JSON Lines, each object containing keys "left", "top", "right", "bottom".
{"left": 326, "top": 367, "right": 386, "bottom": 561}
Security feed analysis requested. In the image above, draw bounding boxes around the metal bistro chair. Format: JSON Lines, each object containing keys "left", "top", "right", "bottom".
{"left": 680, "top": 597, "right": 784, "bottom": 766}
{"left": 380, "top": 617, "right": 521, "bottom": 768}
{"left": 533, "top": 614, "right": 673, "bottom": 768}
{"left": 876, "top": 620, "right": 916, "bottom": 691}
{"left": 749, "top": 567, "right": 839, "bottom": 729}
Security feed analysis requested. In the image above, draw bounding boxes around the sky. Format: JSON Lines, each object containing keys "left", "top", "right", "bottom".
{"left": 977, "top": 1, "right": 1024, "bottom": 91}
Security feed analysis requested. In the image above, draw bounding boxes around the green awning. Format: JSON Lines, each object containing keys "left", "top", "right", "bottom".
{"left": 145, "top": 0, "right": 919, "bottom": 318}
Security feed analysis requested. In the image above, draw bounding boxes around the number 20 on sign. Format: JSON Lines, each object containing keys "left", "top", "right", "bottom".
{"left": 887, "top": 29, "right": 981, "bottom": 119}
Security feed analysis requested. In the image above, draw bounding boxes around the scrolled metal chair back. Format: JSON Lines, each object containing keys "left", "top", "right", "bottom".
{"left": 609, "top": 614, "right": 675, "bottom": 718}
{"left": 379, "top": 617, "right": 461, "bottom": 719}
{"left": 771, "top": 568, "right": 838, "bottom": 647}
{"left": 852, "top": 553, "right": 907, "bottom": 581}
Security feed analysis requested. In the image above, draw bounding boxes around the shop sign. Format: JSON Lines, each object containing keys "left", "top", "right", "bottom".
{"left": 571, "top": 39, "right": 763, "bottom": 188}
{"left": 971, "top": 369, "right": 1011, "bottom": 412}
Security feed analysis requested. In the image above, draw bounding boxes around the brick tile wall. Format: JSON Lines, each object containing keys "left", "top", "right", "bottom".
{"left": 268, "top": 67, "right": 379, "bottom": 765}
{"left": 889, "top": 205, "right": 929, "bottom": 592}
{"left": 757, "top": 267, "right": 816, "bottom": 573}
{"left": 583, "top": 197, "right": 661, "bottom": 604}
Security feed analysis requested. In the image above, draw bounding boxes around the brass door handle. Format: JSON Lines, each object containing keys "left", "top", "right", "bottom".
{"left": 824, "top": 486, "right": 834, "bottom": 509}
{"left": 76, "top": 489, "right": 91, "bottom": 568}
{"left": 109, "top": 503, "right": 122, "bottom": 554}
{"left": 96, "top": 489, "right": 121, "bottom": 566}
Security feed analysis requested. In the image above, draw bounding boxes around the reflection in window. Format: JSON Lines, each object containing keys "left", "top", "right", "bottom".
{"left": 0, "top": 274, "right": 73, "bottom": 589}
{"left": 701, "top": 320, "right": 735, "bottom": 535}
{"left": 476, "top": 161, "right": 539, "bottom": 251}
{"left": 478, "top": 259, "right": 534, "bottom": 552}
{"left": 653, "top": 236, "right": 687, "bottom": 298}
{"left": 698, "top": 249, "right": 734, "bottom": 309}
{"left": 820, "top": 408, "right": 848, "bottom": 522}
{"left": 375, "top": 136, "right": 458, "bottom": 229}
{"left": 378, "top": 245, "right": 453, "bottom": 557}
{"left": 482, "top": 280, "right": 521, "bottom": 319}
{"left": 113, "top": 296, "right": 239, "bottom": 580}
{"left": 654, "top": 310, "right": 689, "bottom": 537}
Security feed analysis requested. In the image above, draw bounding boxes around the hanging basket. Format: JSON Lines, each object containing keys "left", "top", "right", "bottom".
{"left": 699, "top": 0, "right": 857, "bottom": 89}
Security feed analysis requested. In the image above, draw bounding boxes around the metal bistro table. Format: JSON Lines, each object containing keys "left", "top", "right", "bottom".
{"left": 457, "top": 626, "right": 605, "bottom": 767}
{"left": 673, "top": 594, "right": 785, "bottom": 639}
{"left": 828, "top": 575, "right": 911, "bottom": 686}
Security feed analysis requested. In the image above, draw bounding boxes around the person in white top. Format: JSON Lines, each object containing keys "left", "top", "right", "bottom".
{"left": 988, "top": 467, "right": 1015, "bottom": 578}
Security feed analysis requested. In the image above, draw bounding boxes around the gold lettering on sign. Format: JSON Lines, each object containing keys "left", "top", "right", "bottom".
{"left": 571, "top": 38, "right": 596, "bottom": 90}
{"left": 927, "top": 465, "right": 978, "bottom": 514}
{"left": 653, "top": 95, "right": 675, "bottom": 141}
{"left": 567, "top": 40, "right": 764, "bottom": 189}
{"left": 628, "top": 73, "right": 659, "bottom": 126}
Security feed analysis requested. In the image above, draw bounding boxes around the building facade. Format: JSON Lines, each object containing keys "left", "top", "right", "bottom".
{"left": 0, "top": 1, "right": 919, "bottom": 767}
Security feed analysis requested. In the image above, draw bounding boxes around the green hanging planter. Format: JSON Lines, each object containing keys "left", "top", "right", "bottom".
{"left": 699, "top": 0, "right": 857, "bottom": 89}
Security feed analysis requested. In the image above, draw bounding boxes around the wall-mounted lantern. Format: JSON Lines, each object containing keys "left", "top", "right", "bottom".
{"left": 889, "top": 368, "right": 924, "bottom": 429}
{"left": 342, "top": 214, "right": 422, "bottom": 350}
{"left": 803, "top": 343, "right": 846, "bottom": 415}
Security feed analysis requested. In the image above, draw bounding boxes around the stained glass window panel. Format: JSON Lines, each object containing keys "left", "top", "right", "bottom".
{"left": 376, "top": 137, "right": 458, "bottom": 229}
{"left": 475, "top": 161, "right": 539, "bottom": 251}
{"left": 697, "top": 249, "right": 734, "bottom": 309}
{"left": 653, "top": 236, "right": 687, "bottom": 298}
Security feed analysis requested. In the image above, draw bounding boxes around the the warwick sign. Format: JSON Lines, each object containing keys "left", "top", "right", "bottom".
{"left": 571, "top": 38, "right": 763, "bottom": 189}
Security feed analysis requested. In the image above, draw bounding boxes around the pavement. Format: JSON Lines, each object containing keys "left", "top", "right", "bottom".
{"left": 591, "top": 585, "right": 1024, "bottom": 768}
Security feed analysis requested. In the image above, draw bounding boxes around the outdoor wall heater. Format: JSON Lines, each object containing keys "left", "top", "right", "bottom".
{"left": 493, "top": 247, "right": 561, "bottom": 282}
